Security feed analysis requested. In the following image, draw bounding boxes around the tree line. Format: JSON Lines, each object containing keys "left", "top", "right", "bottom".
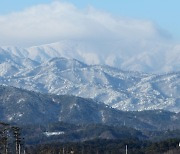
{"left": 0, "top": 122, "right": 25, "bottom": 154}
{"left": 28, "top": 138, "right": 180, "bottom": 154}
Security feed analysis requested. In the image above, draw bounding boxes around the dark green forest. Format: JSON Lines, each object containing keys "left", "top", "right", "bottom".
{"left": 1, "top": 122, "right": 180, "bottom": 154}
{"left": 26, "top": 138, "right": 180, "bottom": 154}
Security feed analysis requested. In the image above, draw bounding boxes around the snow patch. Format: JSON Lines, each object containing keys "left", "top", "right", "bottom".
{"left": 44, "top": 131, "right": 65, "bottom": 136}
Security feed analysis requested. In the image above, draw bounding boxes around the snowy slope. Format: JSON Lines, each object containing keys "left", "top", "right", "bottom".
{"left": 0, "top": 52, "right": 179, "bottom": 112}
{"left": 1, "top": 85, "right": 180, "bottom": 131}
{"left": 2, "top": 40, "right": 180, "bottom": 73}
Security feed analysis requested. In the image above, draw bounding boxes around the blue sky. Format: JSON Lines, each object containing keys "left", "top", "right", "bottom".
{"left": 0, "top": 0, "right": 180, "bottom": 40}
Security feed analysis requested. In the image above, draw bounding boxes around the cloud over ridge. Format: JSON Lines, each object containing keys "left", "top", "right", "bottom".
{"left": 0, "top": 1, "right": 179, "bottom": 73}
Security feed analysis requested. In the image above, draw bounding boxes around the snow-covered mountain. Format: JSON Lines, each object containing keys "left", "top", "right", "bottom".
{"left": 2, "top": 40, "right": 180, "bottom": 73}
{"left": 0, "top": 49, "right": 179, "bottom": 112}
{"left": 0, "top": 85, "right": 180, "bottom": 131}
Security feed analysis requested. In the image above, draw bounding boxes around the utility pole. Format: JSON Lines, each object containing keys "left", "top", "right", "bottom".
{"left": 125, "top": 145, "right": 128, "bottom": 154}
{"left": 12, "top": 127, "right": 21, "bottom": 154}
{"left": 63, "top": 147, "right": 65, "bottom": 154}
{"left": 19, "top": 144, "right": 21, "bottom": 154}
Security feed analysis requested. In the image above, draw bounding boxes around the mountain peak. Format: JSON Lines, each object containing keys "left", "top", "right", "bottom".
{"left": 47, "top": 57, "right": 87, "bottom": 71}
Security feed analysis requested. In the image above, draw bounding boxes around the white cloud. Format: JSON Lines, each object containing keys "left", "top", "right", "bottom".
{"left": 0, "top": 1, "right": 179, "bottom": 73}
{"left": 0, "top": 1, "right": 170, "bottom": 47}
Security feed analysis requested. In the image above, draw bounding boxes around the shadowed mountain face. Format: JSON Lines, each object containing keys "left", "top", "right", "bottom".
{"left": 0, "top": 50, "right": 179, "bottom": 112}
{"left": 0, "top": 85, "right": 180, "bottom": 131}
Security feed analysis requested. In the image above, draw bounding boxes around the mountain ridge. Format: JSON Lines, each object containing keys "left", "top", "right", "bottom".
{"left": 0, "top": 85, "right": 180, "bottom": 131}
{"left": 0, "top": 47, "right": 179, "bottom": 112}
{"left": 2, "top": 40, "right": 180, "bottom": 73}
